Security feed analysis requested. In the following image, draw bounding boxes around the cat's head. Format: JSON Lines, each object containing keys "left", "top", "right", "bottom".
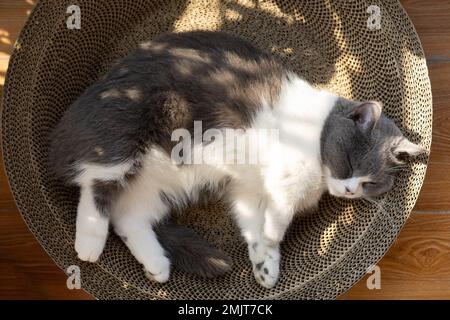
{"left": 321, "top": 98, "right": 425, "bottom": 199}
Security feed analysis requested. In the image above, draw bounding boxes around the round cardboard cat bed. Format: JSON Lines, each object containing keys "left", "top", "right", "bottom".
{"left": 1, "top": 0, "right": 431, "bottom": 299}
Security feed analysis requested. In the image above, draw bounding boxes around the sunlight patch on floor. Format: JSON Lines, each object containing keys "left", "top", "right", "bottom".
{"left": 0, "top": 55, "right": 9, "bottom": 86}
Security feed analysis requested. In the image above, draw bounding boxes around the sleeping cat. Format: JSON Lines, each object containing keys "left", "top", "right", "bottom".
{"left": 49, "top": 31, "right": 424, "bottom": 288}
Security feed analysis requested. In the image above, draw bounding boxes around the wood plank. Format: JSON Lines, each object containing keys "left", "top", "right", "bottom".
{"left": 427, "top": 62, "right": 450, "bottom": 99}
{"left": 414, "top": 98, "right": 450, "bottom": 211}
{"left": 340, "top": 213, "right": 450, "bottom": 300}
{"left": 0, "top": 1, "right": 32, "bottom": 56}
{"left": 399, "top": 0, "right": 450, "bottom": 35}
{"left": 0, "top": 0, "right": 31, "bottom": 88}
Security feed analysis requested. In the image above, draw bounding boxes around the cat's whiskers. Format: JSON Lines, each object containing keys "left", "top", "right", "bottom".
{"left": 387, "top": 164, "right": 408, "bottom": 171}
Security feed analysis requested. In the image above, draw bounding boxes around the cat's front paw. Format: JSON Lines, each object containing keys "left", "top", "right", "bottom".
{"left": 249, "top": 243, "right": 280, "bottom": 289}
{"left": 143, "top": 255, "right": 171, "bottom": 283}
{"left": 75, "top": 231, "right": 107, "bottom": 262}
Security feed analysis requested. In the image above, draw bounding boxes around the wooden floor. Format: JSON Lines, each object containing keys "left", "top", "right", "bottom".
{"left": 0, "top": 0, "right": 449, "bottom": 300}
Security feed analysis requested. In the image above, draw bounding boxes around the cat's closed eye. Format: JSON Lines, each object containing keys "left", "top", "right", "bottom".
{"left": 346, "top": 154, "right": 354, "bottom": 176}
{"left": 362, "top": 182, "right": 377, "bottom": 190}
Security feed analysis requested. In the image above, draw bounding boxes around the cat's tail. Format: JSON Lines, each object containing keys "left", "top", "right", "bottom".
{"left": 155, "top": 221, "right": 233, "bottom": 278}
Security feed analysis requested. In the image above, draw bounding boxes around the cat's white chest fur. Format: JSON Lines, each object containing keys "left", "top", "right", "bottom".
{"left": 251, "top": 74, "right": 337, "bottom": 213}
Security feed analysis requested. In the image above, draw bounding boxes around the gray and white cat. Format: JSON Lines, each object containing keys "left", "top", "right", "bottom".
{"left": 49, "top": 31, "right": 424, "bottom": 288}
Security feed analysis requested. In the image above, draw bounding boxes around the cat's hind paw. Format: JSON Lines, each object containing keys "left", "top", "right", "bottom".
{"left": 250, "top": 243, "right": 280, "bottom": 289}
{"left": 143, "top": 256, "right": 171, "bottom": 283}
{"left": 75, "top": 231, "right": 107, "bottom": 262}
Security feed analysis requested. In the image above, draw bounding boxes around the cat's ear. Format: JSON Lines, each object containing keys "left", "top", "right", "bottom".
{"left": 392, "top": 138, "right": 426, "bottom": 162}
{"left": 348, "top": 101, "right": 382, "bottom": 133}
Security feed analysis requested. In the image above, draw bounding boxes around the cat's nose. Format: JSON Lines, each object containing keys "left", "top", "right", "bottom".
{"left": 345, "top": 187, "right": 354, "bottom": 195}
